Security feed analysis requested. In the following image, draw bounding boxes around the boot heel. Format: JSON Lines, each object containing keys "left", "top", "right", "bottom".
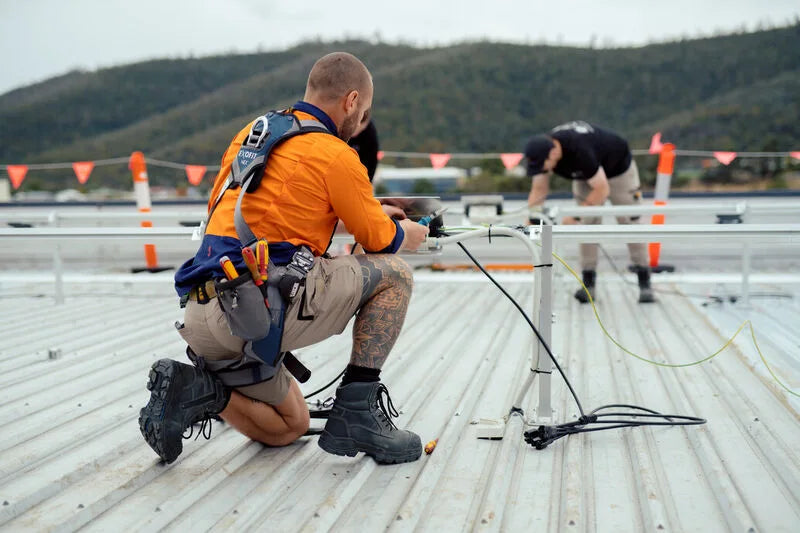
{"left": 318, "top": 432, "right": 358, "bottom": 457}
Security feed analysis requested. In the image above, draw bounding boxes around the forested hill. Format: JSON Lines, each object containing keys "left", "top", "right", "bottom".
{"left": 1, "top": 24, "right": 799, "bottom": 189}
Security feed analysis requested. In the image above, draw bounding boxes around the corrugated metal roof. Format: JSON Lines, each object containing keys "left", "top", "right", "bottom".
{"left": 1, "top": 273, "right": 798, "bottom": 532}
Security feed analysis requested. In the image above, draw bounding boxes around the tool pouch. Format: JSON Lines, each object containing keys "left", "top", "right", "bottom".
{"left": 215, "top": 272, "right": 269, "bottom": 340}
{"left": 215, "top": 271, "right": 287, "bottom": 369}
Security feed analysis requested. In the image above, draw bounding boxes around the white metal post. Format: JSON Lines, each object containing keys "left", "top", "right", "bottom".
{"left": 47, "top": 211, "right": 65, "bottom": 305}
{"left": 741, "top": 242, "right": 752, "bottom": 308}
{"left": 536, "top": 224, "right": 553, "bottom": 418}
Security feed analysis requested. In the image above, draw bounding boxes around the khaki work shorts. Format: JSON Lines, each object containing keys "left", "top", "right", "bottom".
{"left": 177, "top": 255, "right": 364, "bottom": 405}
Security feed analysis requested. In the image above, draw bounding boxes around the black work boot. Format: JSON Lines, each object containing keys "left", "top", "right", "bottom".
{"left": 139, "top": 359, "right": 230, "bottom": 464}
{"left": 636, "top": 266, "right": 656, "bottom": 303}
{"left": 574, "top": 270, "right": 596, "bottom": 304}
{"left": 318, "top": 381, "right": 422, "bottom": 464}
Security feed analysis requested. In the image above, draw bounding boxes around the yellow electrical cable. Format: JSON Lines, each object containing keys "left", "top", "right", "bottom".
{"left": 439, "top": 225, "right": 798, "bottom": 398}
{"left": 551, "top": 250, "right": 799, "bottom": 398}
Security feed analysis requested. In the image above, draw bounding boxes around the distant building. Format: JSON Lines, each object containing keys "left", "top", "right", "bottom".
{"left": 374, "top": 166, "right": 466, "bottom": 194}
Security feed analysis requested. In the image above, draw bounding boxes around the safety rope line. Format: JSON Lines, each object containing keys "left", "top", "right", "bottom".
{"left": 3, "top": 149, "right": 798, "bottom": 170}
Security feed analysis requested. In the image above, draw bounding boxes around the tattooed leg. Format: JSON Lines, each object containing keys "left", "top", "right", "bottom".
{"left": 351, "top": 254, "right": 414, "bottom": 369}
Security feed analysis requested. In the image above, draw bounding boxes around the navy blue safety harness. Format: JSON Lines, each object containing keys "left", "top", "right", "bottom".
{"left": 186, "top": 110, "right": 333, "bottom": 387}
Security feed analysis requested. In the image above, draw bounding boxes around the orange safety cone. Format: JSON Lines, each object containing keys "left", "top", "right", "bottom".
{"left": 129, "top": 152, "right": 172, "bottom": 273}
{"left": 648, "top": 143, "right": 676, "bottom": 273}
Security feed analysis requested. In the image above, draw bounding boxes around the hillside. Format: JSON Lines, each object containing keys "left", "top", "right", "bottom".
{"left": 1, "top": 24, "right": 799, "bottom": 190}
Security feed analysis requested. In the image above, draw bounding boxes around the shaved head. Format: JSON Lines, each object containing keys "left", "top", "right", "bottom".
{"left": 303, "top": 52, "right": 373, "bottom": 142}
{"left": 305, "top": 52, "right": 372, "bottom": 103}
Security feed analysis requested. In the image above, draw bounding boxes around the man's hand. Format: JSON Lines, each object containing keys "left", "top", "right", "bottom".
{"left": 584, "top": 168, "right": 610, "bottom": 206}
{"left": 382, "top": 204, "right": 407, "bottom": 220}
{"left": 398, "top": 218, "right": 429, "bottom": 251}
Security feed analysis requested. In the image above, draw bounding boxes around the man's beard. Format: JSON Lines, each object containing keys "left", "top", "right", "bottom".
{"left": 339, "top": 112, "right": 360, "bottom": 142}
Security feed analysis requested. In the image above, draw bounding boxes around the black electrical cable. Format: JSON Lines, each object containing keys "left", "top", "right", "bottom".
{"left": 303, "top": 367, "right": 345, "bottom": 400}
{"left": 456, "top": 240, "right": 706, "bottom": 450}
{"left": 456, "top": 241, "right": 586, "bottom": 417}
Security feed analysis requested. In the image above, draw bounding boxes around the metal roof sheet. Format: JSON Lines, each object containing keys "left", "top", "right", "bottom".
{"left": 0, "top": 273, "right": 798, "bottom": 532}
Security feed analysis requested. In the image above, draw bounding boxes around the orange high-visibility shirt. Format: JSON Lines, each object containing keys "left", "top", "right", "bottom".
{"left": 205, "top": 110, "right": 400, "bottom": 256}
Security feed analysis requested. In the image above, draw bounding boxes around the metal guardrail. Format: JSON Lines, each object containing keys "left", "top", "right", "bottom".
{"left": 0, "top": 211, "right": 206, "bottom": 223}
{"left": 2, "top": 223, "right": 799, "bottom": 423}
{"left": 1, "top": 200, "right": 798, "bottom": 226}
{"left": 430, "top": 223, "right": 800, "bottom": 423}
{"left": 552, "top": 201, "right": 800, "bottom": 219}
{"left": 0, "top": 227, "right": 196, "bottom": 239}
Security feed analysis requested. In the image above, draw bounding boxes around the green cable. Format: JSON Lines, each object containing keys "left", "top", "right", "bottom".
{"left": 749, "top": 319, "right": 798, "bottom": 398}
{"left": 437, "top": 225, "right": 797, "bottom": 398}
{"left": 551, "top": 249, "right": 799, "bottom": 398}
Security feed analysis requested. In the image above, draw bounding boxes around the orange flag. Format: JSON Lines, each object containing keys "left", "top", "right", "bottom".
{"left": 377, "top": 150, "right": 385, "bottom": 161}
{"left": 649, "top": 132, "right": 663, "bottom": 154}
{"left": 790, "top": 151, "right": 800, "bottom": 160}
{"left": 6, "top": 165, "right": 28, "bottom": 189}
{"left": 430, "top": 153, "right": 451, "bottom": 169}
{"left": 185, "top": 165, "right": 207, "bottom": 186}
{"left": 500, "top": 153, "right": 524, "bottom": 169}
{"left": 713, "top": 151, "right": 737, "bottom": 165}
{"left": 72, "top": 161, "right": 95, "bottom": 184}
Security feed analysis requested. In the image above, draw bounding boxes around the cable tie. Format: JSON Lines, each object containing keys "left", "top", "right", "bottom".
{"left": 532, "top": 263, "right": 554, "bottom": 268}
{"left": 532, "top": 368, "right": 552, "bottom": 375}
{"left": 488, "top": 224, "right": 492, "bottom": 243}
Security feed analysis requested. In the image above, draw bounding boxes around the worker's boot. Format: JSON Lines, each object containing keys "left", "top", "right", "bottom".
{"left": 139, "top": 358, "right": 230, "bottom": 464}
{"left": 636, "top": 266, "right": 656, "bottom": 303}
{"left": 574, "top": 269, "right": 596, "bottom": 304}
{"left": 318, "top": 381, "right": 422, "bottom": 464}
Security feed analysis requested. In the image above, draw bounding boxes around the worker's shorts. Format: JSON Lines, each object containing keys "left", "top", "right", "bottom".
{"left": 177, "top": 255, "right": 363, "bottom": 405}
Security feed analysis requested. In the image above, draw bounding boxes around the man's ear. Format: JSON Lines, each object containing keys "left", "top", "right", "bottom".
{"left": 345, "top": 90, "right": 359, "bottom": 113}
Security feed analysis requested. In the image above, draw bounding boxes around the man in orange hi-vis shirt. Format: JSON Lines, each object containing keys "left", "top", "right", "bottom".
{"left": 139, "top": 53, "right": 429, "bottom": 465}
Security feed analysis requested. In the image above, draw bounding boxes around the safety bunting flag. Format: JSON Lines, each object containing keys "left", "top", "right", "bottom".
{"left": 500, "top": 153, "right": 524, "bottom": 169}
{"left": 713, "top": 151, "right": 738, "bottom": 165}
{"left": 6, "top": 165, "right": 28, "bottom": 189}
{"left": 72, "top": 161, "right": 95, "bottom": 184}
{"left": 185, "top": 165, "right": 207, "bottom": 186}
{"left": 428, "top": 153, "right": 450, "bottom": 169}
{"left": 649, "top": 132, "right": 664, "bottom": 154}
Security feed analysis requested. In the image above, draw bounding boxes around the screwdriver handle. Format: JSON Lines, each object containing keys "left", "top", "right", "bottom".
{"left": 241, "top": 247, "right": 262, "bottom": 286}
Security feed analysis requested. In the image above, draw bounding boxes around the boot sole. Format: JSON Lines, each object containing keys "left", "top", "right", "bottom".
{"left": 138, "top": 359, "right": 182, "bottom": 464}
{"left": 318, "top": 431, "right": 422, "bottom": 465}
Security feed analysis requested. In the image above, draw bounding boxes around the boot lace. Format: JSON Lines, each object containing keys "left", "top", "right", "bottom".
{"left": 375, "top": 383, "right": 399, "bottom": 431}
{"left": 183, "top": 414, "right": 215, "bottom": 441}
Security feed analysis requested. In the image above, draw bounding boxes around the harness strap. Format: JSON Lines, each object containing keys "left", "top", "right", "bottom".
{"left": 187, "top": 347, "right": 310, "bottom": 386}
{"left": 201, "top": 113, "right": 332, "bottom": 242}
{"left": 234, "top": 174, "right": 257, "bottom": 246}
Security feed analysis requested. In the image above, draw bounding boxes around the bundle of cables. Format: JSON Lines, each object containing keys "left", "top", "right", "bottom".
{"left": 454, "top": 239, "right": 706, "bottom": 450}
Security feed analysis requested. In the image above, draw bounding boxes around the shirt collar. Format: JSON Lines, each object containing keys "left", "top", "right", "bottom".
{"left": 292, "top": 101, "right": 338, "bottom": 137}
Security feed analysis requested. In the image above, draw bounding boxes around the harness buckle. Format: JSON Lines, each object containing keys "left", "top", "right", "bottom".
{"left": 243, "top": 115, "right": 270, "bottom": 149}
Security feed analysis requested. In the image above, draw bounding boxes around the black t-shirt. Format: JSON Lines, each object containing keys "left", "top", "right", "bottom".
{"left": 348, "top": 120, "right": 379, "bottom": 182}
{"left": 551, "top": 121, "right": 632, "bottom": 180}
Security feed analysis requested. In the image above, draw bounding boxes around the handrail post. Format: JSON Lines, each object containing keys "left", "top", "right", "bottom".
{"left": 49, "top": 211, "right": 65, "bottom": 305}
{"left": 48, "top": 211, "right": 64, "bottom": 305}
{"left": 741, "top": 242, "right": 752, "bottom": 308}
{"left": 53, "top": 245, "right": 64, "bottom": 305}
{"left": 740, "top": 202, "right": 752, "bottom": 308}
{"left": 536, "top": 224, "right": 553, "bottom": 418}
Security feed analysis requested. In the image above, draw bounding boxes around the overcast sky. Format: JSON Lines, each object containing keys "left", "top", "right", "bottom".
{"left": 1, "top": 0, "right": 798, "bottom": 95}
